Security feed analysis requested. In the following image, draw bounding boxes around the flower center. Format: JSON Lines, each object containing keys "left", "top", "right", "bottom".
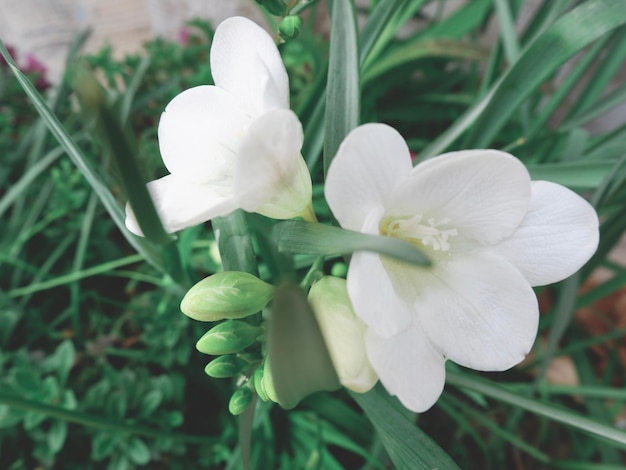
{"left": 380, "top": 214, "right": 458, "bottom": 252}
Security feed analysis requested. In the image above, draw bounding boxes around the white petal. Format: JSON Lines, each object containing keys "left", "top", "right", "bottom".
{"left": 325, "top": 124, "right": 413, "bottom": 232}
{"left": 347, "top": 252, "right": 414, "bottom": 338}
{"left": 366, "top": 324, "right": 445, "bottom": 413}
{"left": 157, "top": 86, "right": 250, "bottom": 185}
{"left": 233, "top": 109, "right": 312, "bottom": 219}
{"left": 211, "top": 16, "right": 289, "bottom": 116}
{"left": 309, "top": 277, "right": 378, "bottom": 393}
{"left": 417, "top": 252, "right": 539, "bottom": 371}
{"left": 491, "top": 181, "right": 599, "bottom": 286}
{"left": 389, "top": 150, "right": 531, "bottom": 245}
{"left": 124, "top": 174, "right": 237, "bottom": 235}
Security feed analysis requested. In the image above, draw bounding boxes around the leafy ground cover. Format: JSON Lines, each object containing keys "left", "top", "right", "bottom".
{"left": 2, "top": 0, "right": 626, "bottom": 468}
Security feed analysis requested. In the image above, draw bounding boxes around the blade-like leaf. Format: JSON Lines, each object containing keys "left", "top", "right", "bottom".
{"left": 351, "top": 384, "right": 461, "bottom": 470}
{"left": 273, "top": 220, "right": 431, "bottom": 267}
{"left": 422, "top": 0, "right": 626, "bottom": 156}
{"left": 447, "top": 371, "right": 626, "bottom": 449}
{"left": 324, "top": 0, "right": 359, "bottom": 176}
{"left": 0, "top": 40, "right": 165, "bottom": 273}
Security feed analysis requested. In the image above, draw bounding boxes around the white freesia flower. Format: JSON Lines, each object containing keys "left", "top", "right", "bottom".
{"left": 308, "top": 276, "right": 378, "bottom": 393}
{"left": 125, "top": 16, "right": 312, "bottom": 235}
{"left": 325, "top": 123, "right": 599, "bottom": 412}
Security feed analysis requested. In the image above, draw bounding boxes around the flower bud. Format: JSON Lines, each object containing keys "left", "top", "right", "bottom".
{"left": 279, "top": 15, "right": 302, "bottom": 40}
{"left": 252, "top": 365, "right": 269, "bottom": 402}
{"left": 196, "top": 320, "right": 262, "bottom": 355}
{"left": 229, "top": 385, "right": 254, "bottom": 415}
{"left": 308, "top": 277, "right": 378, "bottom": 393}
{"left": 181, "top": 271, "right": 275, "bottom": 322}
{"left": 204, "top": 354, "right": 260, "bottom": 378}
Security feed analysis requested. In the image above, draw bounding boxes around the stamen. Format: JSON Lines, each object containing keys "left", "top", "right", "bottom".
{"left": 383, "top": 214, "right": 458, "bottom": 252}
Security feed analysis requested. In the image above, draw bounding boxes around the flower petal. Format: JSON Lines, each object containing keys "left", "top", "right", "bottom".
{"left": 417, "top": 252, "right": 539, "bottom": 371}
{"left": 491, "top": 181, "right": 599, "bottom": 286}
{"left": 232, "top": 109, "right": 311, "bottom": 219}
{"left": 347, "top": 253, "right": 414, "bottom": 338}
{"left": 365, "top": 324, "right": 445, "bottom": 413}
{"left": 325, "top": 124, "right": 413, "bottom": 232}
{"left": 309, "top": 277, "right": 378, "bottom": 393}
{"left": 389, "top": 150, "right": 531, "bottom": 245}
{"left": 158, "top": 86, "right": 250, "bottom": 185}
{"left": 124, "top": 174, "right": 237, "bottom": 235}
{"left": 211, "top": 16, "right": 289, "bottom": 116}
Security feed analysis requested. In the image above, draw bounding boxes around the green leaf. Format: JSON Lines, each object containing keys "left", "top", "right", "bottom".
{"left": 324, "top": 0, "right": 359, "bottom": 176}
{"left": 92, "top": 432, "right": 119, "bottom": 461}
{"left": 467, "top": 0, "right": 626, "bottom": 148}
{"left": 47, "top": 419, "right": 68, "bottom": 454}
{"left": 0, "top": 40, "right": 166, "bottom": 274}
{"left": 267, "top": 283, "right": 340, "bottom": 409}
{"left": 126, "top": 437, "right": 151, "bottom": 465}
{"left": 273, "top": 220, "right": 430, "bottom": 267}
{"left": 423, "top": 0, "right": 626, "bottom": 156}
{"left": 447, "top": 371, "right": 626, "bottom": 449}
{"left": 526, "top": 161, "right": 615, "bottom": 189}
{"left": 351, "top": 384, "right": 461, "bottom": 470}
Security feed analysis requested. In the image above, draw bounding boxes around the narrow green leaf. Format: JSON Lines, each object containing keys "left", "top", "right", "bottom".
{"left": 324, "top": 0, "right": 359, "bottom": 176}
{"left": 273, "top": 220, "right": 430, "bottom": 267}
{"left": 526, "top": 160, "right": 615, "bottom": 189}
{"left": 467, "top": 0, "right": 626, "bottom": 148}
{"left": 422, "top": 0, "right": 626, "bottom": 156}
{"left": 267, "top": 283, "right": 340, "bottom": 409}
{"left": 359, "top": 0, "right": 409, "bottom": 65}
{"left": 447, "top": 371, "right": 626, "bottom": 449}
{"left": 351, "top": 384, "right": 461, "bottom": 470}
{"left": 0, "top": 40, "right": 165, "bottom": 274}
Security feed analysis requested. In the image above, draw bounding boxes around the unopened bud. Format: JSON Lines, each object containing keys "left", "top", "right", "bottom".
{"left": 252, "top": 365, "right": 269, "bottom": 402}
{"left": 181, "top": 271, "right": 275, "bottom": 322}
{"left": 229, "top": 385, "right": 254, "bottom": 415}
{"left": 204, "top": 354, "right": 260, "bottom": 378}
{"left": 196, "top": 320, "right": 262, "bottom": 355}
{"left": 309, "top": 277, "right": 378, "bottom": 393}
{"left": 279, "top": 15, "right": 302, "bottom": 40}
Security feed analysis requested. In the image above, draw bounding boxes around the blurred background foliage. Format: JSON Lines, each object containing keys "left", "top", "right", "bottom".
{"left": 2, "top": 0, "right": 626, "bottom": 468}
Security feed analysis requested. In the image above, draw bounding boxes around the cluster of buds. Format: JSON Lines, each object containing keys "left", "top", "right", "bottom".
{"left": 181, "top": 271, "right": 277, "bottom": 415}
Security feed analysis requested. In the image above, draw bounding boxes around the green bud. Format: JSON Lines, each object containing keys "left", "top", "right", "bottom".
{"left": 196, "top": 320, "right": 262, "bottom": 355}
{"left": 255, "top": 0, "right": 290, "bottom": 16}
{"left": 181, "top": 271, "right": 275, "bottom": 322}
{"left": 252, "top": 365, "right": 269, "bottom": 402}
{"left": 204, "top": 354, "right": 259, "bottom": 378}
{"left": 330, "top": 262, "right": 348, "bottom": 278}
{"left": 279, "top": 15, "right": 302, "bottom": 40}
{"left": 229, "top": 386, "right": 254, "bottom": 416}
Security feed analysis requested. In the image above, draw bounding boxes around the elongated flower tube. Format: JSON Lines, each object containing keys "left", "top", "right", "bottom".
{"left": 125, "top": 16, "right": 313, "bottom": 235}
{"left": 325, "top": 123, "right": 599, "bottom": 413}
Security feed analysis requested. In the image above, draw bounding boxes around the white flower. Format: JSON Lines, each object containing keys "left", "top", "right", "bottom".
{"left": 325, "top": 123, "right": 599, "bottom": 412}
{"left": 125, "top": 16, "right": 312, "bottom": 235}
{"left": 308, "top": 276, "right": 378, "bottom": 393}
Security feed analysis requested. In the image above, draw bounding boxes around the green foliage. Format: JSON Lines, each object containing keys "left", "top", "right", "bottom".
{"left": 2, "top": 0, "right": 626, "bottom": 468}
